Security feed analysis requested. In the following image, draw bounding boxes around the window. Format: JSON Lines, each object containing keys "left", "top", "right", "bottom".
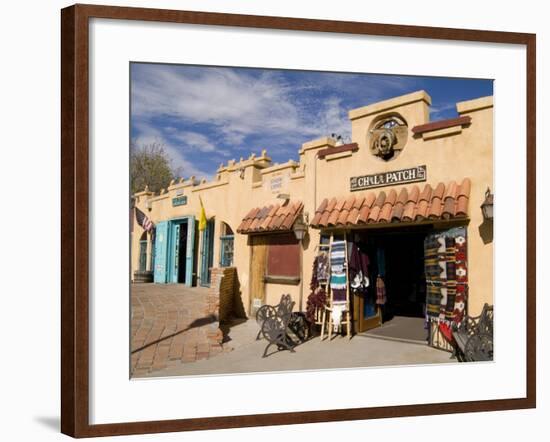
{"left": 266, "top": 233, "right": 300, "bottom": 283}
{"left": 219, "top": 222, "right": 234, "bottom": 267}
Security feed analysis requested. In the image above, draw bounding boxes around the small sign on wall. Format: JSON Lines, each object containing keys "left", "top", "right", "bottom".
{"left": 172, "top": 196, "right": 188, "bottom": 206}
{"left": 266, "top": 172, "right": 290, "bottom": 194}
{"left": 350, "top": 165, "right": 427, "bottom": 191}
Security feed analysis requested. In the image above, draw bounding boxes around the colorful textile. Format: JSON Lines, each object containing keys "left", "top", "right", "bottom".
{"left": 330, "top": 240, "right": 347, "bottom": 298}
{"left": 332, "top": 289, "right": 347, "bottom": 302}
{"left": 349, "top": 242, "right": 370, "bottom": 291}
{"left": 376, "top": 276, "right": 387, "bottom": 305}
{"left": 424, "top": 227, "right": 468, "bottom": 325}
{"left": 330, "top": 241, "right": 346, "bottom": 266}
{"left": 330, "top": 273, "right": 347, "bottom": 289}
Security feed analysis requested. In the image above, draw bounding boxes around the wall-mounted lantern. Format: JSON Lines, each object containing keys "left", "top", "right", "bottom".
{"left": 145, "top": 199, "right": 152, "bottom": 212}
{"left": 480, "top": 187, "right": 494, "bottom": 220}
{"left": 293, "top": 215, "right": 308, "bottom": 241}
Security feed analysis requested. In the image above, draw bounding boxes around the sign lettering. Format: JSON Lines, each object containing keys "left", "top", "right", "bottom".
{"left": 350, "top": 165, "right": 427, "bottom": 191}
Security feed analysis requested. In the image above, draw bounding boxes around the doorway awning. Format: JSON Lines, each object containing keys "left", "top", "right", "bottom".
{"left": 237, "top": 201, "right": 304, "bottom": 234}
{"left": 310, "top": 179, "right": 470, "bottom": 228}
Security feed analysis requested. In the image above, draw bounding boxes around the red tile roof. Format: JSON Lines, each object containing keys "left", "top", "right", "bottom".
{"left": 237, "top": 200, "right": 304, "bottom": 234}
{"left": 310, "top": 179, "right": 471, "bottom": 228}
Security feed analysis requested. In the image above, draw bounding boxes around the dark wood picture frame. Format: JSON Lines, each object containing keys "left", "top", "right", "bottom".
{"left": 61, "top": 3, "right": 536, "bottom": 438}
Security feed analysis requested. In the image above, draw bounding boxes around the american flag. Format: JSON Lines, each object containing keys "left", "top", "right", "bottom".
{"left": 135, "top": 207, "right": 155, "bottom": 233}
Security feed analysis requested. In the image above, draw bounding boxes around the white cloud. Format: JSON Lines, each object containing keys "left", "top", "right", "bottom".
{"left": 131, "top": 65, "right": 421, "bottom": 169}
{"left": 132, "top": 121, "right": 212, "bottom": 180}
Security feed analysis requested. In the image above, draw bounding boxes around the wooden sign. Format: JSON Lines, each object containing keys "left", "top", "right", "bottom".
{"left": 350, "top": 165, "right": 427, "bottom": 191}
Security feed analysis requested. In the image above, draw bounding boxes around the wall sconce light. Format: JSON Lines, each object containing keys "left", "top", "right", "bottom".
{"left": 292, "top": 215, "right": 308, "bottom": 241}
{"left": 480, "top": 187, "right": 494, "bottom": 220}
{"left": 145, "top": 199, "right": 152, "bottom": 212}
{"left": 238, "top": 167, "right": 245, "bottom": 179}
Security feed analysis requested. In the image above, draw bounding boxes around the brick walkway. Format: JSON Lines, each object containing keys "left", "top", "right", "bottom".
{"left": 131, "top": 284, "right": 224, "bottom": 377}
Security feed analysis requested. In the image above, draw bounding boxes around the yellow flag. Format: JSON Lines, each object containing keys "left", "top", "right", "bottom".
{"left": 198, "top": 196, "right": 207, "bottom": 231}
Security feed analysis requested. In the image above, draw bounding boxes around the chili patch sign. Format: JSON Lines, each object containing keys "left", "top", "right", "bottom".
{"left": 350, "top": 165, "right": 427, "bottom": 191}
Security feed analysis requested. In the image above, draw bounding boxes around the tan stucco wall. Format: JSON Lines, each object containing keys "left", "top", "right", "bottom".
{"left": 132, "top": 90, "right": 494, "bottom": 318}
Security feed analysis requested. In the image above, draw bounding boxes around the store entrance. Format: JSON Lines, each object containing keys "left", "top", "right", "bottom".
{"left": 176, "top": 221, "right": 188, "bottom": 284}
{"left": 353, "top": 226, "right": 429, "bottom": 341}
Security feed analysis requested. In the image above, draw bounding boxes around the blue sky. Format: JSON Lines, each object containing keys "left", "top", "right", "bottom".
{"left": 130, "top": 63, "right": 493, "bottom": 179}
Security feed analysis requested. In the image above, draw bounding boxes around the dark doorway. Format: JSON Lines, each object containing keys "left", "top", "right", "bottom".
{"left": 177, "top": 221, "right": 188, "bottom": 283}
{"left": 382, "top": 231, "right": 426, "bottom": 319}
{"left": 352, "top": 226, "right": 429, "bottom": 340}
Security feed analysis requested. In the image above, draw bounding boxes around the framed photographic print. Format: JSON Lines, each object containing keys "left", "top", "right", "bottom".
{"left": 61, "top": 3, "right": 536, "bottom": 437}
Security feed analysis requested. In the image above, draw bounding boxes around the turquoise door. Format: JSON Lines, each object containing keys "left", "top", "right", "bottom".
{"left": 185, "top": 217, "right": 195, "bottom": 286}
{"left": 200, "top": 219, "right": 215, "bottom": 286}
{"left": 153, "top": 221, "right": 169, "bottom": 283}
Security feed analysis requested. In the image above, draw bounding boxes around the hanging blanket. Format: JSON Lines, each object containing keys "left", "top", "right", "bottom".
{"left": 330, "top": 240, "right": 347, "bottom": 302}
{"left": 424, "top": 227, "right": 468, "bottom": 325}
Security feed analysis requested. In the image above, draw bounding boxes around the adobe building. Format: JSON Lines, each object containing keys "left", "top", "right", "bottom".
{"left": 131, "top": 90, "right": 494, "bottom": 350}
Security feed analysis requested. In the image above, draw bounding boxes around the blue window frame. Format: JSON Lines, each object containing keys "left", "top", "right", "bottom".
{"left": 220, "top": 235, "right": 234, "bottom": 267}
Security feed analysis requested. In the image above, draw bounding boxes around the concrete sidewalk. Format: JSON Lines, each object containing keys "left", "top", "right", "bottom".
{"left": 145, "top": 319, "right": 454, "bottom": 378}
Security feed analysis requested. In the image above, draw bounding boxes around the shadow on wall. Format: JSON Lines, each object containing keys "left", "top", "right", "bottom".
{"left": 232, "top": 272, "right": 247, "bottom": 319}
{"left": 478, "top": 219, "right": 493, "bottom": 244}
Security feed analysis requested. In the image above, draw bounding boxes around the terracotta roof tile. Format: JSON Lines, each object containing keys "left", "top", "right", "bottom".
{"left": 456, "top": 178, "right": 472, "bottom": 216}
{"left": 402, "top": 185, "right": 419, "bottom": 221}
{"left": 343, "top": 195, "right": 356, "bottom": 211}
{"left": 415, "top": 200, "right": 429, "bottom": 221}
{"left": 353, "top": 195, "right": 365, "bottom": 210}
{"left": 335, "top": 196, "right": 347, "bottom": 212}
{"left": 357, "top": 204, "right": 371, "bottom": 224}
{"left": 310, "top": 180, "right": 470, "bottom": 229}
{"left": 391, "top": 188, "right": 409, "bottom": 221}
{"left": 368, "top": 205, "right": 382, "bottom": 223}
{"left": 379, "top": 189, "right": 397, "bottom": 223}
{"left": 419, "top": 184, "right": 433, "bottom": 202}
{"left": 347, "top": 207, "right": 360, "bottom": 225}
{"left": 311, "top": 199, "right": 328, "bottom": 226}
{"left": 237, "top": 200, "right": 303, "bottom": 234}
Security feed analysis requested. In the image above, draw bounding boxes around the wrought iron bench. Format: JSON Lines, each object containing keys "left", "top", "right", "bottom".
{"left": 255, "top": 294, "right": 310, "bottom": 358}
{"left": 452, "top": 303, "right": 494, "bottom": 362}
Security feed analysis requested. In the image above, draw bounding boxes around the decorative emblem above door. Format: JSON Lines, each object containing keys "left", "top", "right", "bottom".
{"left": 368, "top": 115, "right": 408, "bottom": 161}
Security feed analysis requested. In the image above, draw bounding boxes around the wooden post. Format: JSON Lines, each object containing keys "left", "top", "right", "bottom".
{"left": 344, "top": 231, "right": 351, "bottom": 339}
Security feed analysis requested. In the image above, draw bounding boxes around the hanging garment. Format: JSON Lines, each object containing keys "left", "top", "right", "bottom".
{"left": 349, "top": 242, "right": 370, "bottom": 291}
{"left": 376, "top": 275, "right": 387, "bottom": 305}
{"left": 316, "top": 252, "right": 329, "bottom": 282}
